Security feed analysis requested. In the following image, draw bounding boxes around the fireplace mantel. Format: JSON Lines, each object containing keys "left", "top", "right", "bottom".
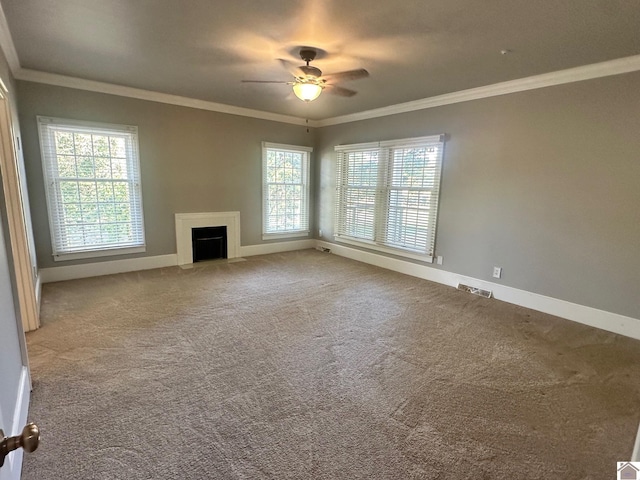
{"left": 175, "top": 212, "right": 240, "bottom": 265}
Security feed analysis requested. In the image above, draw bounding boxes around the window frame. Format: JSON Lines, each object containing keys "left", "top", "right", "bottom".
{"left": 261, "top": 142, "right": 312, "bottom": 240}
{"left": 334, "top": 134, "right": 445, "bottom": 262}
{"left": 37, "top": 116, "right": 146, "bottom": 261}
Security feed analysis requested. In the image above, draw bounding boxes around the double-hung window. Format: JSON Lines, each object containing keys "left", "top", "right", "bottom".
{"left": 262, "top": 142, "right": 312, "bottom": 239}
{"left": 335, "top": 135, "right": 445, "bottom": 261}
{"left": 38, "top": 117, "right": 145, "bottom": 261}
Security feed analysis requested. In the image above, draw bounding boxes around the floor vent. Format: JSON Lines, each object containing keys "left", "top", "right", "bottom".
{"left": 457, "top": 283, "right": 492, "bottom": 298}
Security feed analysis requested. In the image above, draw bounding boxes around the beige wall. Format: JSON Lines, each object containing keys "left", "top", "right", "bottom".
{"left": 315, "top": 72, "right": 640, "bottom": 319}
{"left": 16, "top": 81, "right": 314, "bottom": 269}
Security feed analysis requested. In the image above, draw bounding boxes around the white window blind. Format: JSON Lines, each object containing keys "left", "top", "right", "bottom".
{"left": 262, "top": 142, "right": 312, "bottom": 239}
{"left": 335, "top": 145, "right": 379, "bottom": 241}
{"left": 335, "top": 135, "right": 444, "bottom": 260}
{"left": 38, "top": 117, "right": 145, "bottom": 260}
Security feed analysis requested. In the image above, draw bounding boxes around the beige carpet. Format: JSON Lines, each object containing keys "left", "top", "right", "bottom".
{"left": 22, "top": 249, "right": 640, "bottom": 479}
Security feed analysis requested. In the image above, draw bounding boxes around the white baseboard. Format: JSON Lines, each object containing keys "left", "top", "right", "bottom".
{"left": 38, "top": 239, "right": 316, "bottom": 283}
{"left": 240, "top": 239, "right": 315, "bottom": 257}
{"left": 633, "top": 422, "right": 640, "bottom": 462}
{"left": 318, "top": 240, "right": 640, "bottom": 341}
{"left": 39, "top": 254, "right": 178, "bottom": 283}
{"left": 1, "top": 367, "right": 31, "bottom": 480}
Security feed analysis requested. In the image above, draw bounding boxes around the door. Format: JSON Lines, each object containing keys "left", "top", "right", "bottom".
{"left": 0, "top": 83, "right": 38, "bottom": 333}
{"left": 0, "top": 207, "right": 30, "bottom": 480}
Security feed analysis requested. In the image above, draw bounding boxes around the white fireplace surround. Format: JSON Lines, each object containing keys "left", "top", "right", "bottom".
{"left": 175, "top": 212, "right": 241, "bottom": 265}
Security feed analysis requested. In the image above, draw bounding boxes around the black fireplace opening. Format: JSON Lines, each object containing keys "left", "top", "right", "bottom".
{"left": 192, "top": 226, "right": 227, "bottom": 262}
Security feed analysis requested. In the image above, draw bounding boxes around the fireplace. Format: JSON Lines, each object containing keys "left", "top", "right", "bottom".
{"left": 192, "top": 226, "right": 227, "bottom": 262}
{"left": 175, "top": 212, "right": 241, "bottom": 265}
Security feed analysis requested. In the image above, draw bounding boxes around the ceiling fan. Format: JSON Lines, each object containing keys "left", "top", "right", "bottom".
{"left": 242, "top": 48, "right": 369, "bottom": 102}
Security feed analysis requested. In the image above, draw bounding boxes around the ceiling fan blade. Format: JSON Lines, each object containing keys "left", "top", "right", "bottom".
{"left": 278, "top": 59, "right": 305, "bottom": 77}
{"left": 300, "top": 65, "right": 323, "bottom": 78}
{"left": 241, "top": 80, "right": 291, "bottom": 84}
{"left": 321, "top": 69, "right": 369, "bottom": 83}
{"left": 324, "top": 84, "right": 358, "bottom": 97}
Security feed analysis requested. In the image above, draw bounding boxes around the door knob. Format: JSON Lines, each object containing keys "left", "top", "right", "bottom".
{"left": 0, "top": 423, "right": 40, "bottom": 467}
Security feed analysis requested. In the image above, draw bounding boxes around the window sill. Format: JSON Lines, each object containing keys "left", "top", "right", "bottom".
{"left": 262, "top": 231, "right": 310, "bottom": 241}
{"left": 334, "top": 235, "right": 433, "bottom": 263}
{"left": 53, "top": 246, "right": 146, "bottom": 262}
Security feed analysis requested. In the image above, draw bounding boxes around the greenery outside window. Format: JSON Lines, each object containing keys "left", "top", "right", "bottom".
{"left": 38, "top": 117, "right": 145, "bottom": 261}
{"left": 262, "top": 142, "right": 312, "bottom": 239}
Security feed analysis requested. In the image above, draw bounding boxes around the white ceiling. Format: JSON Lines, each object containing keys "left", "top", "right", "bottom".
{"left": 1, "top": 0, "right": 639, "bottom": 121}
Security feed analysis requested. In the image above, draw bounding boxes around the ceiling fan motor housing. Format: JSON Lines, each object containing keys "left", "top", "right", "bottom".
{"left": 299, "top": 48, "right": 317, "bottom": 63}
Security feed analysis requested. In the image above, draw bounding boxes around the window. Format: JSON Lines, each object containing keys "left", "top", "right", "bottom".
{"left": 262, "top": 142, "right": 312, "bottom": 239}
{"left": 335, "top": 135, "right": 445, "bottom": 261}
{"left": 38, "top": 117, "right": 145, "bottom": 261}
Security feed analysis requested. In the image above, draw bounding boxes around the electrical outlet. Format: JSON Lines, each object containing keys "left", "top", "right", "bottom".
{"left": 493, "top": 266, "right": 502, "bottom": 279}
{"left": 318, "top": 229, "right": 323, "bottom": 237}
{"left": 436, "top": 256, "right": 443, "bottom": 265}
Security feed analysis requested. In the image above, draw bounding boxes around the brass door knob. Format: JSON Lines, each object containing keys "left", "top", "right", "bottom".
{"left": 0, "top": 423, "right": 40, "bottom": 467}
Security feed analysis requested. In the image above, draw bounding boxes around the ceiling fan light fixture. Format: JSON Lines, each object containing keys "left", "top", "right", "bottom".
{"left": 293, "top": 82, "right": 322, "bottom": 102}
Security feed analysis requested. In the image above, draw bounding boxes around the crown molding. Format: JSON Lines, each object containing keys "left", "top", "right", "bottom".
{"left": 0, "top": 3, "right": 20, "bottom": 74}
{"left": 8, "top": 51, "right": 640, "bottom": 129}
{"left": 316, "top": 54, "right": 640, "bottom": 127}
{"left": 15, "top": 68, "right": 313, "bottom": 127}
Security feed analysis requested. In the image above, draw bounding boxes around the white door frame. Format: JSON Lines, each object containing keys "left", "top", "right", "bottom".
{"left": 0, "top": 79, "right": 39, "bottom": 334}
